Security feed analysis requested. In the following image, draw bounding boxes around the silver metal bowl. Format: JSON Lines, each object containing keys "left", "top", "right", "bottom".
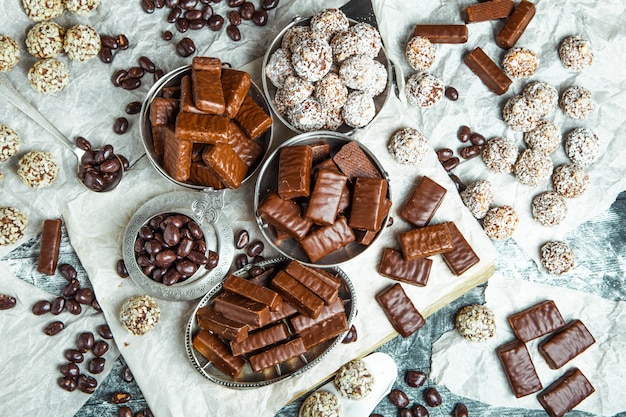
{"left": 253, "top": 131, "right": 391, "bottom": 267}
{"left": 262, "top": 16, "right": 392, "bottom": 135}
{"left": 184, "top": 257, "right": 357, "bottom": 388}
{"left": 139, "top": 65, "right": 274, "bottom": 191}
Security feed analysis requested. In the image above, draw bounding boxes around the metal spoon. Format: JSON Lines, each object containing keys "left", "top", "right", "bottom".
{"left": 0, "top": 75, "right": 123, "bottom": 192}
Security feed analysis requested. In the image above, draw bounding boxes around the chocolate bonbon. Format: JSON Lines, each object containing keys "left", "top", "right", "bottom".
{"left": 537, "top": 368, "right": 594, "bottom": 417}
{"left": 37, "top": 218, "right": 62, "bottom": 275}
{"left": 508, "top": 300, "right": 565, "bottom": 342}
{"left": 538, "top": 320, "right": 595, "bottom": 369}
{"left": 378, "top": 247, "right": 432, "bottom": 286}
{"left": 376, "top": 283, "right": 425, "bottom": 338}
{"left": 464, "top": 47, "right": 512, "bottom": 95}
{"left": 496, "top": 0, "right": 536, "bottom": 49}
{"left": 399, "top": 176, "right": 447, "bottom": 228}
{"left": 496, "top": 338, "right": 542, "bottom": 397}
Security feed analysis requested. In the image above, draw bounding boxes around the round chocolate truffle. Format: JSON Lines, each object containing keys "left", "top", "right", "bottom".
{"left": 342, "top": 91, "right": 375, "bottom": 128}
{"left": 460, "top": 179, "right": 494, "bottom": 219}
{"left": 502, "top": 95, "right": 539, "bottom": 132}
{"left": 0, "top": 35, "right": 21, "bottom": 72}
{"left": 0, "top": 124, "right": 20, "bottom": 162}
{"left": 63, "top": 24, "right": 101, "bottom": 62}
{"left": 552, "top": 163, "right": 589, "bottom": 198}
{"left": 564, "top": 127, "right": 600, "bottom": 166}
{"left": 482, "top": 205, "right": 519, "bottom": 240}
{"left": 64, "top": 0, "right": 99, "bottom": 15}
{"left": 405, "top": 35, "right": 436, "bottom": 71}
{"left": 17, "top": 151, "right": 59, "bottom": 187}
{"left": 513, "top": 148, "right": 553, "bottom": 187}
{"left": 0, "top": 207, "right": 28, "bottom": 246}
{"left": 531, "top": 191, "right": 567, "bottom": 226}
{"left": 26, "top": 21, "right": 65, "bottom": 59}
{"left": 481, "top": 137, "right": 518, "bottom": 174}
{"left": 119, "top": 295, "right": 161, "bottom": 336}
{"left": 315, "top": 72, "right": 347, "bottom": 110}
{"left": 524, "top": 120, "right": 561, "bottom": 155}
{"left": 522, "top": 81, "right": 558, "bottom": 117}
{"left": 300, "top": 391, "right": 342, "bottom": 417}
{"left": 541, "top": 241, "right": 575, "bottom": 275}
{"left": 502, "top": 47, "right": 539, "bottom": 79}
{"left": 559, "top": 86, "right": 593, "bottom": 119}
{"left": 22, "top": 0, "right": 64, "bottom": 22}
{"left": 455, "top": 304, "right": 496, "bottom": 342}
{"left": 310, "top": 8, "right": 349, "bottom": 41}
{"left": 405, "top": 72, "right": 444, "bottom": 108}
{"left": 387, "top": 127, "right": 429, "bottom": 165}
{"left": 265, "top": 48, "right": 294, "bottom": 89}
{"left": 334, "top": 359, "right": 374, "bottom": 400}
{"left": 28, "top": 58, "right": 69, "bottom": 94}
{"left": 559, "top": 35, "right": 593, "bottom": 72}
{"left": 292, "top": 37, "right": 332, "bottom": 83}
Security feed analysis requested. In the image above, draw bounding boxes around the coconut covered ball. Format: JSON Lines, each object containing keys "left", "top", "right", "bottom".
{"left": 22, "top": 0, "right": 64, "bottom": 21}
{"left": 17, "top": 151, "right": 59, "bottom": 187}
{"left": 292, "top": 37, "right": 332, "bottom": 83}
{"left": 524, "top": 120, "right": 561, "bottom": 155}
{"left": 342, "top": 91, "right": 375, "bottom": 128}
{"left": 0, "top": 35, "right": 21, "bottom": 72}
{"left": 559, "top": 35, "right": 593, "bottom": 72}
{"left": 482, "top": 137, "right": 518, "bottom": 174}
{"left": 0, "top": 124, "right": 20, "bottom": 162}
{"left": 0, "top": 207, "right": 28, "bottom": 246}
{"left": 559, "top": 86, "right": 593, "bottom": 119}
{"left": 64, "top": 0, "right": 99, "bottom": 15}
{"left": 26, "top": 21, "right": 65, "bottom": 59}
{"left": 405, "top": 35, "right": 436, "bottom": 71}
{"left": 531, "top": 191, "right": 568, "bottom": 226}
{"left": 564, "top": 127, "right": 600, "bottom": 166}
{"left": 541, "top": 241, "right": 575, "bottom": 275}
{"left": 64, "top": 24, "right": 100, "bottom": 62}
{"left": 552, "top": 164, "right": 589, "bottom": 198}
{"left": 265, "top": 48, "right": 294, "bottom": 89}
{"left": 502, "top": 95, "right": 539, "bottom": 132}
{"left": 502, "top": 47, "right": 539, "bottom": 79}
{"left": 339, "top": 54, "right": 387, "bottom": 96}
{"left": 387, "top": 127, "right": 429, "bottom": 165}
{"left": 522, "top": 81, "right": 558, "bottom": 117}
{"left": 460, "top": 179, "right": 494, "bottom": 219}
{"left": 120, "top": 295, "right": 161, "bottom": 336}
{"left": 334, "top": 359, "right": 374, "bottom": 400}
{"left": 310, "top": 8, "right": 349, "bottom": 41}
{"left": 405, "top": 72, "right": 444, "bottom": 108}
{"left": 289, "top": 98, "right": 327, "bottom": 132}
{"left": 513, "top": 148, "right": 553, "bottom": 187}
{"left": 28, "top": 58, "right": 69, "bottom": 94}
{"left": 455, "top": 304, "right": 496, "bottom": 342}
{"left": 300, "top": 391, "right": 342, "bottom": 417}
{"left": 482, "top": 205, "right": 519, "bottom": 240}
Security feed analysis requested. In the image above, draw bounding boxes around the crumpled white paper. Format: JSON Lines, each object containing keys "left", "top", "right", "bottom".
{"left": 430, "top": 275, "right": 626, "bottom": 415}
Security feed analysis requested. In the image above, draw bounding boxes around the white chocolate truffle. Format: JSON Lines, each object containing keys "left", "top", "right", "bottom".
{"left": 64, "top": 0, "right": 99, "bottom": 15}
{"left": 482, "top": 137, "right": 518, "bottom": 174}
{"left": 524, "top": 120, "right": 560, "bottom": 155}
{"left": 541, "top": 241, "right": 575, "bottom": 275}
{"left": 324, "top": 107, "right": 344, "bottom": 131}
{"left": 26, "top": 21, "right": 65, "bottom": 59}
{"left": 0, "top": 124, "right": 20, "bottom": 162}
{"left": 513, "top": 149, "right": 553, "bottom": 187}
{"left": 282, "top": 26, "right": 321, "bottom": 54}
{"left": 300, "top": 391, "right": 342, "bottom": 417}
{"left": 559, "top": 86, "right": 593, "bottom": 119}
{"left": 28, "top": 58, "right": 69, "bottom": 94}
{"left": 350, "top": 22, "right": 382, "bottom": 60}
{"left": 17, "top": 151, "right": 59, "bottom": 187}
{"left": 22, "top": 0, "right": 64, "bottom": 22}
{"left": 552, "top": 164, "right": 589, "bottom": 198}
{"left": 405, "top": 35, "right": 436, "bottom": 71}
{"left": 314, "top": 72, "right": 347, "bottom": 110}
{"left": 559, "top": 35, "right": 593, "bottom": 72}
{"left": 0, "top": 207, "right": 28, "bottom": 246}
{"left": 522, "top": 81, "right": 558, "bottom": 117}
{"left": 63, "top": 24, "right": 100, "bottom": 62}
{"left": 339, "top": 54, "right": 387, "bottom": 96}
{"left": 502, "top": 95, "right": 539, "bottom": 132}
{"left": 310, "top": 8, "right": 349, "bottom": 41}
{"left": 482, "top": 205, "right": 519, "bottom": 240}
{"left": 334, "top": 359, "right": 374, "bottom": 400}
{"left": 460, "top": 179, "right": 494, "bottom": 219}
{"left": 564, "top": 127, "right": 600, "bottom": 166}
{"left": 329, "top": 30, "right": 361, "bottom": 63}
{"left": 119, "top": 295, "right": 161, "bottom": 336}
{"left": 275, "top": 75, "right": 313, "bottom": 107}
{"left": 342, "top": 91, "right": 375, "bottom": 128}
{"left": 455, "top": 304, "right": 496, "bottom": 342}
{"left": 292, "top": 38, "right": 332, "bottom": 82}
{"left": 405, "top": 72, "right": 444, "bottom": 108}
{"left": 265, "top": 47, "right": 294, "bottom": 89}
{"left": 0, "top": 35, "right": 21, "bottom": 72}
{"left": 531, "top": 191, "right": 567, "bottom": 226}
{"left": 289, "top": 98, "right": 327, "bottom": 132}
{"left": 502, "top": 47, "right": 539, "bottom": 79}
{"left": 387, "top": 127, "right": 429, "bottom": 165}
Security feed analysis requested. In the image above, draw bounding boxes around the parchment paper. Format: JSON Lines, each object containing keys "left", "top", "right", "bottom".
{"left": 430, "top": 275, "right": 626, "bottom": 415}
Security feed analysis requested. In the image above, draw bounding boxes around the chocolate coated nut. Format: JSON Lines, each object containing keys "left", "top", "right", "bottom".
{"left": 235, "top": 229, "right": 249, "bottom": 249}
{"left": 78, "top": 332, "right": 95, "bottom": 353}
{"left": 246, "top": 240, "right": 264, "bottom": 257}
{"left": 452, "top": 403, "right": 469, "bottom": 417}
{"left": 208, "top": 14, "right": 224, "bottom": 31}
{"left": 177, "top": 238, "right": 193, "bottom": 257}
{"left": 66, "top": 299, "right": 82, "bottom": 315}
{"left": 176, "top": 17, "right": 190, "bottom": 32}
{"left": 91, "top": 298, "right": 102, "bottom": 312}
{"left": 101, "top": 35, "right": 119, "bottom": 49}
{"left": 142, "top": 0, "right": 155, "bottom": 13}
{"left": 77, "top": 374, "right": 98, "bottom": 394}
{"left": 424, "top": 387, "right": 442, "bottom": 407}
{"left": 176, "top": 37, "right": 196, "bottom": 57}
{"left": 116, "top": 259, "right": 129, "bottom": 278}
{"left": 119, "top": 406, "right": 133, "bottom": 417}
{"left": 65, "top": 349, "right": 84, "bottom": 363}
{"left": 44, "top": 320, "right": 64, "bottom": 335}
{"left": 261, "top": 0, "right": 279, "bottom": 10}
{"left": 117, "top": 34, "right": 130, "bottom": 50}
{"left": 206, "top": 250, "right": 219, "bottom": 269}
{"left": 240, "top": 1, "right": 254, "bottom": 19}
{"left": 60, "top": 363, "right": 80, "bottom": 378}
{"left": 93, "top": 340, "right": 109, "bottom": 357}
{"left": 100, "top": 157, "right": 121, "bottom": 174}
{"left": 114, "top": 117, "right": 129, "bottom": 135}
{"left": 121, "top": 365, "right": 134, "bottom": 383}
{"left": 168, "top": 6, "right": 182, "bottom": 22}
{"left": 406, "top": 370, "right": 427, "bottom": 387}
{"left": 342, "top": 324, "right": 357, "bottom": 343}
{"left": 118, "top": 154, "right": 130, "bottom": 171}
{"left": 113, "top": 69, "right": 128, "bottom": 87}
{"left": 189, "top": 18, "right": 206, "bottom": 30}
{"left": 253, "top": 255, "right": 265, "bottom": 263}
{"left": 228, "top": 10, "right": 242, "bottom": 25}
{"left": 97, "top": 324, "right": 113, "bottom": 339}
{"left": 154, "top": 0, "right": 165, "bottom": 7}
{"left": 86, "top": 357, "right": 106, "bottom": 374}
{"left": 449, "top": 173, "right": 466, "bottom": 192}
{"left": 185, "top": 9, "right": 202, "bottom": 20}
{"left": 187, "top": 250, "right": 208, "bottom": 265}
{"left": 470, "top": 132, "right": 485, "bottom": 146}
{"left": 445, "top": 86, "right": 459, "bottom": 101}
{"left": 179, "top": 0, "right": 198, "bottom": 9}
{"left": 126, "top": 101, "right": 142, "bottom": 115}
{"left": 165, "top": 0, "right": 179, "bottom": 7}
{"left": 457, "top": 125, "right": 471, "bottom": 142}
{"left": 235, "top": 253, "right": 248, "bottom": 269}
{"left": 442, "top": 156, "right": 460, "bottom": 171}
{"left": 51, "top": 296, "right": 65, "bottom": 315}
{"left": 162, "top": 269, "right": 182, "bottom": 285}
{"left": 176, "top": 259, "right": 198, "bottom": 276}
{"left": 163, "top": 30, "right": 173, "bottom": 41}
{"left": 436, "top": 148, "right": 454, "bottom": 163}
{"left": 139, "top": 56, "right": 156, "bottom": 73}
{"left": 248, "top": 266, "right": 263, "bottom": 277}
{"left": 388, "top": 389, "right": 410, "bottom": 408}
{"left": 99, "top": 47, "right": 113, "bottom": 64}
{"left": 58, "top": 376, "right": 77, "bottom": 392}
{"left": 252, "top": 9, "right": 268, "bottom": 26}
{"left": 400, "top": 409, "right": 413, "bottom": 417}
{"left": 201, "top": 4, "right": 213, "bottom": 20}
{"left": 76, "top": 288, "right": 95, "bottom": 305}
{"left": 163, "top": 223, "right": 181, "bottom": 246}
{"left": 228, "top": 0, "right": 243, "bottom": 5}
{"left": 112, "top": 392, "right": 132, "bottom": 404}
{"left": 76, "top": 136, "right": 92, "bottom": 151}
{"left": 0, "top": 294, "right": 17, "bottom": 310}
{"left": 226, "top": 24, "right": 241, "bottom": 41}
{"left": 121, "top": 78, "right": 141, "bottom": 90}
{"left": 412, "top": 404, "right": 429, "bottom": 417}
{"left": 128, "top": 66, "right": 145, "bottom": 79}
{"left": 59, "top": 263, "right": 78, "bottom": 281}
{"left": 460, "top": 145, "right": 480, "bottom": 159}
{"left": 32, "top": 300, "right": 51, "bottom": 315}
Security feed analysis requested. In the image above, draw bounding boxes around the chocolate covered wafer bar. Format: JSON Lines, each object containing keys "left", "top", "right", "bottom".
{"left": 378, "top": 247, "right": 432, "bottom": 287}
{"left": 537, "top": 368, "right": 595, "bottom": 417}
{"left": 538, "top": 320, "right": 595, "bottom": 369}
{"left": 175, "top": 112, "right": 230, "bottom": 144}
{"left": 399, "top": 176, "right": 447, "bottom": 228}
{"left": 223, "top": 274, "right": 282, "bottom": 311}
{"left": 305, "top": 169, "right": 348, "bottom": 226}
{"left": 189, "top": 162, "right": 225, "bottom": 189}
{"left": 412, "top": 24, "right": 468, "bottom": 44}
{"left": 180, "top": 75, "right": 203, "bottom": 114}
{"left": 441, "top": 222, "right": 480, "bottom": 275}
{"left": 37, "top": 219, "right": 62, "bottom": 275}
{"left": 464, "top": 47, "right": 512, "bottom": 95}
{"left": 151, "top": 124, "right": 175, "bottom": 156}
{"left": 271, "top": 270, "right": 325, "bottom": 319}
{"left": 376, "top": 283, "right": 425, "bottom": 338}
{"left": 202, "top": 143, "right": 247, "bottom": 189}
{"left": 284, "top": 260, "right": 339, "bottom": 305}
{"left": 163, "top": 133, "right": 193, "bottom": 182}
{"left": 465, "top": 0, "right": 514, "bottom": 23}
{"left": 398, "top": 222, "right": 454, "bottom": 261}
{"left": 349, "top": 177, "right": 388, "bottom": 232}
{"left": 333, "top": 141, "right": 382, "bottom": 181}
{"left": 496, "top": 0, "right": 536, "bottom": 49}
{"left": 221, "top": 68, "right": 251, "bottom": 118}
{"left": 290, "top": 298, "right": 345, "bottom": 333}
{"left": 196, "top": 305, "right": 249, "bottom": 342}
{"left": 230, "top": 322, "right": 290, "bottom": 357}
{"left": 508, "top": 300, "right": 566, "bottom": 342}
{"left": 300, "top": 216, "right": 356, "bottom": 263}
{"left": 227, "top": 120, "right": 262, "bottom": 167}
{"left": 300, "top": 311, "right": 348, "bottom": 350}
{"left": 213, "top": 291, "right": 270, "bottom": 327}
{"left": 193, "top": 330, "right": 246, "bottom": 378}
{"left": 235, "top": 95, "right": 272, "bottom": 140}
{"left": 192, "top": 58, "right": 225, "bottom": 115}
{"left": 249, "top": 337, "right": 306, "bottom": 372}
{"left": 149, "top": 97, "right": 179, "bottom": 126}
{"left": 258, "top": 192, "right": 313, "bottom": 240}
{"left": 278, "top": 145, "right": 312, "bottom": 200}
{"left": 496, "top": 338, "right": 543, "bottom": 398}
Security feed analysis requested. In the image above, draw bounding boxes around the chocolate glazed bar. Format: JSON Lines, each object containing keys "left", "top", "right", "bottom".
{"left": 537, "top": 368, "right": 595, "bottom": 417}
{"left": 412, "top": 24, "right": 468, "bottom": 43}
{"left": 465, "top": 0, "right": 514, "bottom": 23}
{"left": 277, "top": 145, "right": 312, "bottom": 200}
{"left": 378, "top": 247, "right": 432, "bottom": 287}
{"left": 508, "top": 300, "right": 566, "bottom": 342}
{"left": 538, "top": 320, "right": 595, "bottom": 369}
{"left": 464, "top": 47, "right": 512, "bottom": 95}
{"left": 496, "top": 338, "right": 543, "bottom": 398}
{"left": 193, "top": 330, "right": 246, "bottom": 378}
{"left": 441, "top": 222, "right": 480, "bottom": 276}
{"left": 229, "top": 322, "right": 290, "bottom": 357}
{"left": 257, "top": 192, "right": 312, "bottom": 240}
{"left": 196, "top": 305, "right": 249, "bottom": 342}
{"left": 37, "top": 219, "right": 63, "bottom": 275}
{"left": 300, "top": 216, "right": 356, "bottom": 263}
{"left": 376, "top": 283, "right": 425, "bottom": 338}
{"left": 496, "top": 0, "right": 536, "bottom": 49}
{"left": 398, "top": 222, "right": 454, "bottom": 261}
{"left": 248, "top": 337, "right": 307, "bottom": 372}
{"left": 399, "top": 176, "right": 447, "bottom": 228}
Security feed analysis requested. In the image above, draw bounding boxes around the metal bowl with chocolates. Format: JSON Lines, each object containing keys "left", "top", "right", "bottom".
{"left": 139, "top": 57, "right": 274, "bottom": 191}
{"left": 254, "top": 131, "right": 391, "bottom": 267}
{"left": 184, "top": 257, "right": 357, "bottom": 388}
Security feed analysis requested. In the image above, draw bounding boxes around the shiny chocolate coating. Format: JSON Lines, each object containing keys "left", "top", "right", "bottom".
{"left": 246, "top": 240, "right": 264, "bottom": 257}
{"left": 457, "top": 125, "right": 471, "bottom": 142}
{"left": 60, "top": 363, "right": 80, "bottom": 378}
{"left": 114, "top": 117, "right": 129, "bottom": 135}
{"left": 77, "top": 332, "right": 95, "bottom": 353}
{"left": 58, "top": 376, "right": 77, "bottom": 392}
{"left": 126, "top": 101, "right": 142, "bottom": 115}
{"left": 98, "top": 324, "right": 113, "bottom": 339}
{"left": 460, "top": 145, "right": 481, "bottom": 159}
{"left": 423, "top": 387, "right": 442, "bottom": 407}
{"left": 92, "top": 340, "right": 109, "bottom": 357}
{"left": 208, "top": 14, "right": 224, "bottom": 31}
{"left": 442, "top": 156, "right": 460, "bottom": 171}
{"left": 77, "top": 374, "right": 98, "bottom": 394}
{"left": 75, "top": 288, "right": 94, "bottom": 305}
{"left": 168, "top": 6, "right": 182, "bottom": 22}
{"left": 58, "top": 263, "right": 78, "bottom": 281}
{"left": 235, "top": 229, "right": 249, "bottom": 249}
{"left": 119, "top": 406, "right": 133, "bottom": 417}
{"left": 44, "top": 321, "right": 64, "bottom": 335}
{"left": 436, "top": 148, "right": 454, "bottom": 162}
{"left": 111, "top": 392, "right": 132, "bottom": 404}
{"left": 99, "top": 47, "right": 113, "bottom": 64}
{"left": 117, "top": 34, "right": 130, "bottom": 50}
{"left": 470, "top": 132, "right": 486, "bottom": 146}
{"left": 101, "top": 35, "right": 118, "bottom": 49}
{"left": 65, "top": 349, "right": 84, "bottom": 364}
{"left": 176, "top": 37, "right": 196, "bottom": 57}
{"left": 261, "top": 0, "right": 278, "bottom": 10}
{"left": 112, "top": 69, "right": 128, "bottom": 87}
{"left": 452, "top": 403, "right": 469, "bottom": 417}
{"left": 32, "top": 300, "right": 51, "bottom": 315}
{"left": 240, "top": 1, "right": 254, "bottom": 19}
{"left": 388, "top": 389, "right": 410, "bottom": 408}
{"left": 50, "top": 296, "right": 65, "bottom": 315}
{"left": 0, "top": 294, "right": 17, "bottom": 310}
{"left": 412, "top": 404, "right": 429, "bottom": 417}
{"left": 341, "top": 324, "right": 357, "bottom": 343}
{"left": 121, "top": 365, "right": 134, "bottom": 383}
{"left": 76, "top": 136, "right": 92, "bottom": 151}
{"left": 66, "top": 299, "right": 82, "bottom": 315}
{"left": 406, "top": 370, "right": 427, "bottom": 387}
{"left": 142, "top": 0, "right": 155, "bottom": 13}
{"left": 226, "top": 24, "right": 241, "bottom": 41}
{"left": 252, "top": 10, "right": 268, "bottom": 26}
{"left": 235, "top": 253, "right": 248, "bottom": 269}
{"left": 228, "top": 10, "right": 242, "bottom": 25}
{"left": 163, "top": 30, "right": 173, "bottom": 41}
{"left": 445, "top": 86, "right": 459, "bottom": 101}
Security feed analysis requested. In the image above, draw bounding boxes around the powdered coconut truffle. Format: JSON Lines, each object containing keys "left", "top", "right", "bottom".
{"left": 405, "top": 72, "right": 444, "bottom": 108}
{"left": 455, "top": 304, "right": 496, "bottom": 342}
{"left": 350, "top": 22, "right": 382, "bottom": 60}
{"left": 334, "top": 359, "right": 374, "bottom": 400}
{"left": 265, "top": 48, "right": 294, "bottom": 89}
{"left": 289, "top": 98, "right": 327, "bottom": 132}
{"left": 540, "top": 241, "right": 575, "bottom": 275}
{"left": 63, "top": 24, "right": 101, "bottom": 62}
{"left": 387, "top": 127, "right": 429, "bottom": 165}
{"left": 310, "top": 8, "right": 349, "bottom": 41}
{"left": 531, "top": 191, "right": 567, "bottom": 226}
{"left": 119, "top": 295, "right": 161, "bottom": 336}
{"left": 330, "top": 30, "right": 361, "bottom": 63}
{"left": 342, "top": 91, "right": 375, "bottom": 128}
{"left": 0, "top": 35, "right": 21, "bottom": 72}
{"left": 460, "top": 179, "right": 494, "bottom": 219}
{"left": 482, "top": 205, "right": 519, "bottom": 240}
{"left": 0, "top": 124, "right": 20, "bottom": 162}
{"left": 405, "top": 35, "right": 436, "bottom": 71}
{"left": 482, "top": 137, "right": 518, "bottom": 173}
{"left": 0, "top": 207, "right": 28, "bottom": 246}
{"left": 26, "top": 21, "right": 65, "bottom": 59}
{"left": 559, "top": 86, "right": 593, "bottom": 119}
{"left": 502, "top": 95, "right": 539, "bottom": 132}
{"left": 524, "top": 120, "right": 560, "bottom": 155}
{"left": 282, "top": 26, "right": 320, "bottom": 54}
{"left": 314, "top": 72, "right": 347, "bottom": 110}
{"left": 292, "top": 37, "right": 332, "bottom": 82}
{"left": 275, "top": 75, "right": 313, "bottom": 107}
{"left": 300, "top": 391, "right": 342, "bottom": 417}
{"left": 513, "top": 148, "right": 553, "bottom": 187}
{"left": 28, "top": 58, "right": 69, "bottom": 94}
{"left": 559, "top": 35, "right": 593, "bottom": 72}
{"left": 502, "top": 47, "right": 539, "bottom": 79}
{"left": 339, "top": 54, "right": 387, "bottom": 96}
{"left": 564, "top": 127, "right": 600, "bottom": 166}
{"left": 22, "top": 0, "right": 64, "bottom": 21}
{"left": 552, "top": 163, "right": 589, "bottom": 198}
{"left": 64, "top": 0, "right": 99, "bottom": 15}
{"left": 324, "top": 107, "right": 344, "bottom": 131}
{"left": 522, "top": 81, "right": 558, "bottom": 117}
{"left": 17, "top": 151, "right": 59, "bottom": 187}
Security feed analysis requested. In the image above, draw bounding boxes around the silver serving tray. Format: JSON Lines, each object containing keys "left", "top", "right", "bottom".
{"left": 122, "top": 191, "right": 234, "bottom": 301}
{"left": 185, "top": 257, "right": 357, "bottom": 388}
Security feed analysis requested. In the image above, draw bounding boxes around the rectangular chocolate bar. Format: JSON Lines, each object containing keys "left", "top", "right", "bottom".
{"left": 376, "top": 283, "right": 425, "bottom": 338}
{"left": 496, "top": 338, "right": 543, "bottom": 398}
{"left": 398, "top": 222, "right": 454, "bottom": 261}
{"left": 250, "top": 298, "right": 299, "bottom": 331}
{"left": 213, "top": 291, "right": 270, "bottom": 327}
{"left": 301, "top": 264, "right": 341, "bottom": 290}
{"left": 538, "top": 320, "right": 595, "bottom": 369}
{"left": 37, "top": 219, "right": 62, "bottom": 275}
{"left": 257, "top": 192, "right": 312, "bottom": 240}
{"left": 333, "top": 141, "right": 381, "bottom": 181}
{"left": 300, "top": 216, "right": 356, "bottom": 263}
{"left": 310, "top": 143, "right": 330, "bottom": 163}
{"left": 399, "top": 176, "right": 447, "bottom": 228}
{"left": 151, "top": 124, "right": 175, "bottom": 156}
{"left": 300, "top": 312, "right": 348, "bottom": 350}
{"left": 180, "top": 75, "right": 203, "bottom": 114}
{"left": 378, "top": 247, "right": 432, "bottom": 287}
{"left": 412, "top": 24, "right": 468, "bottom": 44}
{"left": 175, "top": 112, "right": 230, "bottom": 144}
{"left": 349, "top": 177, "right": 388, "bottom": 231}
{"left": 441, "top": 222, "right": 480, "bottom": 276}
{"left": 192, "top": 56, "right": 221, "bottom": 71}
{"left": 465, "top": 0, "right": 514, "bottom": 23}
{"left": 202, "top": 143, "right": 247, "bottom": 189}
{"left": 161, "top": 85, "right": 181, "bottom": 99}
{"left": 277, "top": 145, "right": 312, "bottom": 200}
{"left": 163, "top": 132, "right": 192, "bottom": 182}
{"left": 537, "top": 368, "right": 595, "bottom": 417}
{"left": 249, "top": 337, "right": 306, "bottom": 372}
{"left": 508, "top": 300, "right": 566, "bottom": 342}
{"left": 230, "top": 322, "right": 290, "bottom": 357}
{"left": 189, "top": 161, "right": 225, "bottom": 189}
{"left": 464, "top": 47, "right": 512, "bottom": 95}
{"left": 290, "top": 298, "right": 345, "bottom": 333}
{"left": 227, "top": 120, "right": 262, "bottom": 167}
{"left": 192, "top": 61, "right": 225, "bottom": 115}
{"left": 192, "top": 330, "right": 245, "bottom": 378}
{"left": 496, "top": 0, "right": 536, "bottom": 49}
{"left": 312, "top": 158, "right": 339, "bottom": 177}
{"left": 284, "top": 260, "right": 339, "bottom": 305}
{"left": 305, "top": 169, "right": 348, "bottom": 225}
{"left": 234, "top": 95, "right": 272, "bottom": 140}
{"left": 196, "top": 305, "right": 249, "bottom": 342}
{"left": 221, "top": 68, "right": 251, "bottom": 118}
{"left": 223, "top": 274, "right": 281, "bottom": 311}
{"left": 270, "top": 270, "right": 325, "bottom": 319}
{"left": 149, "top": 97, "right": 179, "bottom": 126}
